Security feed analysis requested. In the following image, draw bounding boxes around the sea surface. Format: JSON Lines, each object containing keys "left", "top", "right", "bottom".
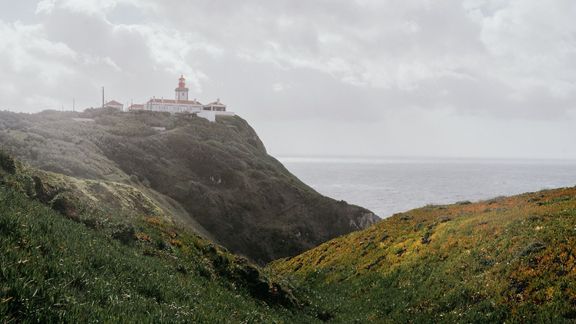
{"left": 279, "top": 157, "right": 576, "bottom": 218}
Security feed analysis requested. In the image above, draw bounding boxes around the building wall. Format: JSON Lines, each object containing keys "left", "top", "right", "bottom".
{"left": 176, "top": 90, "right": 188, "bottom": 101}
{"left": 203, "top": 105, "right": 226, "bottom": 112}
{"left": 144, "top": 100, "right": 234, "bottom": 122}
{"left": 214, "top": 111, "right": 235, "bottom": 117}
{"left": 197, "top": 111, "right": 216, "bottom": 122}
{"left": 146, "top": 102, "right": 202, "bottom": 114}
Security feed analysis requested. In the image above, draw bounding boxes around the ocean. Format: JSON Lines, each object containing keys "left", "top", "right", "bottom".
{"left": 279, "top": 157, "right": 576, "bottom": 218}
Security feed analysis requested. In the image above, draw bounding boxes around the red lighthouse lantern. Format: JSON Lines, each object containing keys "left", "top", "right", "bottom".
{"left": 178, "top": 75, "right": 186, "bottom": 89}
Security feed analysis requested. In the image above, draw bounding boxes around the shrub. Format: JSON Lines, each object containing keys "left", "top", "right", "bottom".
{"left": 0, "top": 151, "right": 16, "bottom": 174}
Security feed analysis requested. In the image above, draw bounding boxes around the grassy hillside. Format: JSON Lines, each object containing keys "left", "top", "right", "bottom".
{"left": 0, "top": 152, "right": 322, "bottom": 322}
{"left": 6, "top": 109, "right": 575, "bottom": 322}
{"left": 0, "top": 109, "right": 377, "bottom": 264}
{"left": 269, "top": 189, "right": 576, "bottom": 322}
{"left": 4, "top": 148, "right": 576, "bottom": 323}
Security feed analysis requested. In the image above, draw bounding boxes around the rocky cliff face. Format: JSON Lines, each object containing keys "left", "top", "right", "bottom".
{"left": 0, "top": 109, "right": 378, "bottom": 263}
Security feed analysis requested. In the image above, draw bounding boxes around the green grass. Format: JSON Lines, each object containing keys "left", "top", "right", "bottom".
{"left": 0, "top": 187, "right": 292, "bottom": 322}
{"left": 4, "top": 142, "right": 576, "bottom": 322}
{"left": 0, "top": 155, "right": 318, "bottom": 323}
{"left": 269, "top": 189, "right": 576, "bottom": 323}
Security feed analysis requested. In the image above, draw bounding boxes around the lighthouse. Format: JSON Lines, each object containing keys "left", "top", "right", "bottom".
{"left": 175, "top": 75, "right": 189, "bottom": 101}
{"left": 141, "top": 75, "right": 235, "bottom": 121}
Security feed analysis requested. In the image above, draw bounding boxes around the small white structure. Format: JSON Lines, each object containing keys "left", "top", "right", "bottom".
{"left": 140, "top": 76, "right": 235, "bottom": 121}
{"left": 203, "top": 99, "right": 227, "bottom": 112}
{"left": 105, "top": 100, "right": 124, "bottom": 110}
{"left": 197, "top": 110, "right": 217, "bottom": 122}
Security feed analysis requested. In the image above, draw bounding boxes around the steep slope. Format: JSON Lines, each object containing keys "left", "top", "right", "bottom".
{"left": 270, "top": 189, "right": 576, "bottom": 322}
{"left": 0, "top": 109, "right": 377, "bottom": 263}
{"left": 0, "top": 152, "right": 318, "bottom": 322}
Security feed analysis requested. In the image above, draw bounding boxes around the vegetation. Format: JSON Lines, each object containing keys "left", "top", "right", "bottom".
{"left": 3, "top": 110, "right": 576, "bottom": 322}
{"left": 0, "top": 109, "right": 377, "bottom": 264}
{"left": 2, "top": 149, "right": 576, "bottom": 322}
{"left": 0, "top": 152, "right": 319, "bottom": 322}
{"left": 269, "top": 188, "right": 576, "bottom": 322}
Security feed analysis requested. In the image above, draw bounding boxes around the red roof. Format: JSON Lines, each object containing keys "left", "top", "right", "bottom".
{"left": 106, "top": 100, "right": 123, "bottom": 106}
{"left": 147, "top": 98, "right": 202, "bottom": 105}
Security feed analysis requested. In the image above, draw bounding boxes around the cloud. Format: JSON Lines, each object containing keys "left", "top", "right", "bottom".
{"left": 477, "top": 0, "right": 576, "bottom": 97}
{"left": 1, "top": 0, "right": 575, "bottom": 157}
{"left": 36, "top": 0, "right": 157, "bottom": 16}
{"left": 0, "top": 20, "right": 78, "bottom": 110}
{"left": 146, "top": 0, "right": 576, "bottom": 119}
{"left": 3, "top": 0, "right": 575, "bottom": 116}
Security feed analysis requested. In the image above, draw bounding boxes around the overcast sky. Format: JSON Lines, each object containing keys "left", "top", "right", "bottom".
{"left": 1, "top": 0, "right": 575, "bottom": 159}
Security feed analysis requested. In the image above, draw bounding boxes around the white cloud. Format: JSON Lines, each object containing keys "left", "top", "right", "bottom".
{"left": 35, "top": 0, "right": 56, "bottom": 14}
{"left": 0, "top": 20, "right": 77, "bottom": 87}
{"left": 24, "top": 94, "right": 61, "bottom": 110}
{"left": 37, "top": 0, "right": 157, "bottom": 16}
{"left": 1, "top": 0, "right": 576, "bottom": 157}
{"left": 477, "top": 0, "right": 576, "bottom": 98}
{"left": 124, "top": 24, "right": 219, "bottom": 92}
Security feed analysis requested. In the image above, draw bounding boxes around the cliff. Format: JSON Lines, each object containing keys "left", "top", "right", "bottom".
{"left": 0, "top": 109, "right": 377, "bottom": 263}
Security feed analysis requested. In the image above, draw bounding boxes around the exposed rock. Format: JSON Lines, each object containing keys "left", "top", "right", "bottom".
{"left": 421, "top": 231, "right": 432, "bottom": 245}
{"left": 437, "top": 216, "right": 452, "bottom": 223}
{"left": 350, "top": 212, "right": 380, "bottom": 229}
{"left": 51, "top": 194, "right": 80, "bottom": 222}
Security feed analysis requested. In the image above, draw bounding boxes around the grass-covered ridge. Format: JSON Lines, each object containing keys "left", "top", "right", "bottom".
{"left": 0, "top": 109, "right": 377, "bottom": 263}
{"left": 269, "top": 189, "right": 576, "bottom": 322}
{"left": 0, "top": 152, "right": 320, "bottom": 322}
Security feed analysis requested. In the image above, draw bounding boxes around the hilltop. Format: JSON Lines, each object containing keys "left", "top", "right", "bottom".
{"left": 0, "top": 109, "right": 377, "bottom": 263}
{"left": 269, "top": 187, "right": 576, "bottom": 322}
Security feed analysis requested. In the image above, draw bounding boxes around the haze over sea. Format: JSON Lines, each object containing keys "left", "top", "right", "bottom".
{"left": 280, "top": 157, "right": 576, "bottom": 218}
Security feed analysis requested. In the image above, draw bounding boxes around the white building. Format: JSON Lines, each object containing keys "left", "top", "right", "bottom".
{"left": 145, "top": 98, "right": 203, "bottom": 113}
{"left": 203, "top": 99, "right": 227, "bottom": 112}
{"left": 105, "top": 100, "right": 124, "bottom": 110}
{"left": 142, "top": 76, "right": 235, "bottom": 121}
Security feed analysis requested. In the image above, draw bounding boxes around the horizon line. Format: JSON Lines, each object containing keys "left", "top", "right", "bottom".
{"left": 275, "top": 154, "right": 576, "bottom": 162}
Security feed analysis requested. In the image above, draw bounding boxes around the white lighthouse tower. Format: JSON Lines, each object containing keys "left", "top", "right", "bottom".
{"left": 175, "top": 75, "right": 189, "bottom": 101}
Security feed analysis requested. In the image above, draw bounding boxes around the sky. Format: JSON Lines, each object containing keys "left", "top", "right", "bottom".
{"left": 0, "top": 0, "right": 575, "bottom": 159}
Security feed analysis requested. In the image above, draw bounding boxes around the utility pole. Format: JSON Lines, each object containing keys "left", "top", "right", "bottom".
{"left": 72, "top": 98, "right": 76, "bottom": 112}
{"left": 102, "top": 87, "right": 105, "bottom": 109}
